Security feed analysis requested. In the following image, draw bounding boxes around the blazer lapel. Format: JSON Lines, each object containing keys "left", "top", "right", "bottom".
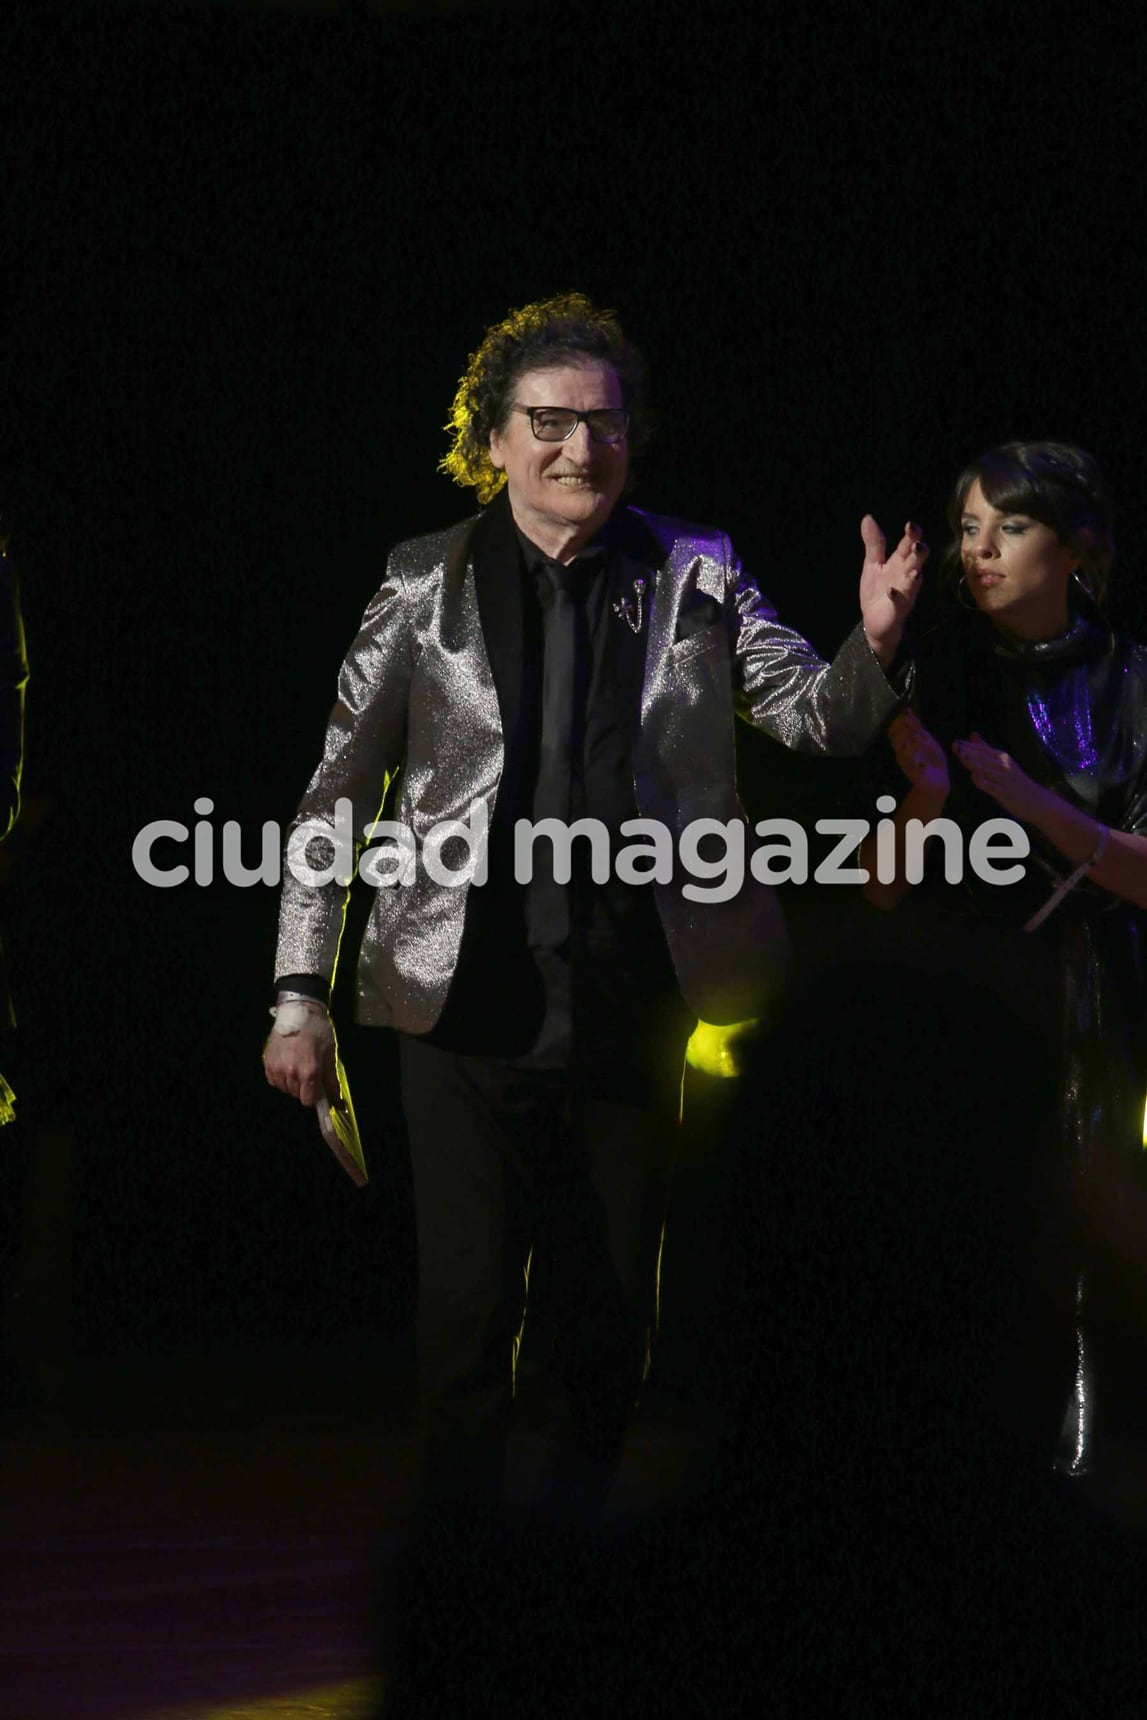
{"left": 469, "top": 488, "right": 524, "bottom": 751}
{"left": 608, "top": 506, "right": 668, "bottom": 740}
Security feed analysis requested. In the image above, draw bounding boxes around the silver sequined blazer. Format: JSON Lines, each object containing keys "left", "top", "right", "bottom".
{"left": 275, "top": 495, "right": 901, "bottom": 1028}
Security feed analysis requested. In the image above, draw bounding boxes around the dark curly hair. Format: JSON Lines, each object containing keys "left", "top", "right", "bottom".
{"left": 440, "top": 292, "right": 649, "bottom": 504}
{"left": 942, "top": 440, "right": 1115, "bottom": 611}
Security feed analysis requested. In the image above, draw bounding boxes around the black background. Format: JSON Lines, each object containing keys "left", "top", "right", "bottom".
{"left": 4, "top": 0, "right": 1147, "bottom": 1357}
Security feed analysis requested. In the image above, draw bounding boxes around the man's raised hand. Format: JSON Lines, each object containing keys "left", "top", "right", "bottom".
{"left": 859, "top": 516, "right": 927, "bottom": 668}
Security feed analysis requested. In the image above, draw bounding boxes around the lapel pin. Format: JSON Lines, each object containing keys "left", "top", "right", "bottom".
{"left": 612, "top": 576, "right": 646, "bottom": 635}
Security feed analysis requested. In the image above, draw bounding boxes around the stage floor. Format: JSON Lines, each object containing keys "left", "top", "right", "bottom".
{"left": 5, "top": 1338, "right": 1147, "bottom": 1720}
{"left": 1, "top": 1341, "right": 731, "bottom": 1720}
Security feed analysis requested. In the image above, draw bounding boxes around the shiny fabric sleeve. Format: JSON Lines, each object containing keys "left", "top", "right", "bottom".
{"left": 1110, "top": 641, "right": 1147, "bottom": 837}
{"left": 725, "top": 538, "right": 905, "bottom": 754}
{"left": 274, "top": 557, "right": 415, "bottom": 988}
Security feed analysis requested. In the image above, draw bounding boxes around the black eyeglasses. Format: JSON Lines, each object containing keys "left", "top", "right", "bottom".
{"left": 510, "top": 405, "right": 630, "bottom": 444}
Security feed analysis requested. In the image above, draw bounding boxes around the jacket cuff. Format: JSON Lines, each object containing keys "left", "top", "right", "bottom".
{"left": 273, "top": 973, "right": 331, "bottom": 1009}
{"left": 852, "top": 621, "right": 915, "bottom": 701}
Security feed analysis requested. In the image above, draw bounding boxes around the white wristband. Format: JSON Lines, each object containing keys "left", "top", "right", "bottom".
{"left": 1024, "top": 823, "right": 1110, "bottom": 934}
{"left": 270, "top": 1000, "right": 333, "bottom": 1039}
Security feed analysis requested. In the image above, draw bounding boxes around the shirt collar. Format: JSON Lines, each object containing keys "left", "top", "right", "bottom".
{"left": 514, "top": 521, "right": 610, "bottom": 576}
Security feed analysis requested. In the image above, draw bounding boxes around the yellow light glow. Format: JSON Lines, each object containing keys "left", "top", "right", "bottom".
{"left": 685, "top": 1018, "right": 758, "bottom": 1079}
{"left": 151, "top": 1677, "right": 384, "bottom": 1719}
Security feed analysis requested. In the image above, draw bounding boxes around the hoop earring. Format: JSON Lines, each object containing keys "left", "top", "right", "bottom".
{"left": 956, "top": 570, "right": 977, "bottom": 611}
{"left": 1071, "top": 567, "right": 1098, "bottom": 604}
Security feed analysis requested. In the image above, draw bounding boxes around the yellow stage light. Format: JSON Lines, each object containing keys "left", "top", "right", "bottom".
{"left": 685, "top": 1018, "right": 757, "bottom": 1079}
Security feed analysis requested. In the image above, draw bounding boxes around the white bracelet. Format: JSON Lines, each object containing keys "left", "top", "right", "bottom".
{"left": 1024, "top": 823, "right": 1110, "bottom": 934}
{"left": 269, "top": 1000, "right": 333, "bottom": 1039}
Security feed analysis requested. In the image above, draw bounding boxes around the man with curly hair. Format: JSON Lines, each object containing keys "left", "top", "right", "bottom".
{"left": 265, "top": 292, "right": 925, "bottom": 1513}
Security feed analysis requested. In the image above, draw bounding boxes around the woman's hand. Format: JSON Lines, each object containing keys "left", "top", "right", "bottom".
{"left": 952, "top": 732, "right": 1047, "bottom": 821}
{"left": 860, "top": 712, "right": 949, "bottom": 910}
{"left": 889, "top": 709, "right": 949, "bottom": 800}
{"left": 952, "top": 731, "right": 1147, "bottom": 911}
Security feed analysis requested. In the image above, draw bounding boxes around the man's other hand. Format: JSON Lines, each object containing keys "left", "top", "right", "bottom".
{"left": 263, "top": 1004, "right": 337, "bottom": 1108}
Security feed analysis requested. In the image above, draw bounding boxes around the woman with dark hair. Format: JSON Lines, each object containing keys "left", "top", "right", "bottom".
{"left": 861, "top": 440, "right": 1147, "bottom": 1474}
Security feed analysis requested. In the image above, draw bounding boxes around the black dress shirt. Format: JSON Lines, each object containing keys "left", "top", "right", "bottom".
{"left": 420, "top": 512, "right": 684, "bottom": 1078}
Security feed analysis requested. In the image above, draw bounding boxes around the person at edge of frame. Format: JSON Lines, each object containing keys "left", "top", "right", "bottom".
{"left": 263, "top": 292, "right": 926, "bottom": 1521}
{"left": 0, "top": 524, "right": 26, "bottom": 1125}
{"left": 0, "top": 524, "right": 29, "bottom": 1412}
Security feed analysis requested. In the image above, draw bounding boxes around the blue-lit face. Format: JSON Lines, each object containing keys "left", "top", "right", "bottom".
{"left": 488, "top": 360, "right": 628, "bottom": 561}
{"left": 960, "top": 479, "right": 1080, "bottom": 641}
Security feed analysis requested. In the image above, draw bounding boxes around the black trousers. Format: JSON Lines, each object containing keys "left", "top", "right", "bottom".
{"left": 399, "top": 1031, "right": 687, "bottom": 1506}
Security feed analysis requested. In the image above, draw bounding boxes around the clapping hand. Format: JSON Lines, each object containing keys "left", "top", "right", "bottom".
{"left": 889, "top": 709, "right": 950, "bottom": 799}
{"left": 952, "top": 732, "right": 1046, "bottom": 821}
